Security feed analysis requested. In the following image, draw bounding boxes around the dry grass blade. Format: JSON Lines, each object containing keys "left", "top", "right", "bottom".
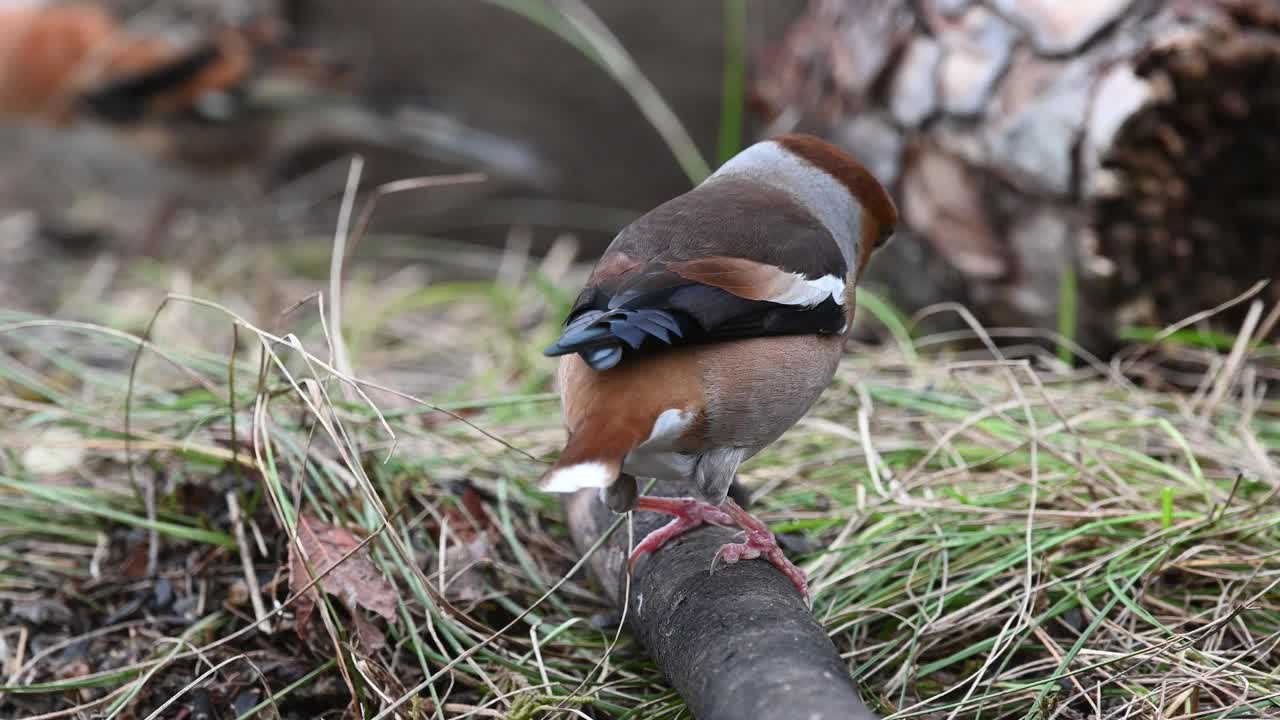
{"left": 2, "top": 235, "right": 1278, "bottom": 719}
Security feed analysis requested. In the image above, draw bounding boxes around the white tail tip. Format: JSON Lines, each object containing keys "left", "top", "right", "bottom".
{"left": 540, "top": 461, "right": 615, "bottom": 493}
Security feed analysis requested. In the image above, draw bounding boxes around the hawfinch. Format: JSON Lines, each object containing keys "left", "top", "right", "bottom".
{"left": 0, "top": 3, "right": 361, "bottom": 173}
{"left": 0, "top": 4, "right": 550, "bottom": 187}
{"left": 541, "top": 134, "right": 897, "bottom": 601}
{"left": 0, "top": 5, "right": 335, "bottom": 127}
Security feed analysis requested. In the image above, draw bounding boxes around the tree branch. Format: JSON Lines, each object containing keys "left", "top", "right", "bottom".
{"left": 564, "top": 481, "right": 880, "bottom": 720}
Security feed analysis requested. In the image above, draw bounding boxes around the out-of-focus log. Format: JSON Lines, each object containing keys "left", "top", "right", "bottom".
{"left": 754, "top": 0, "right": 1280, "bottom": 356}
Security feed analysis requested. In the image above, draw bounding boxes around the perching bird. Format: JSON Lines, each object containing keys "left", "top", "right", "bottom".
{"left": 540, "top": 134, "right": 897, "bottom": 601}
{"left": 0, "top": 2, "right": 551, "bottom": 185}
{"left": 0, "top": 4, "right": 332, "bottom": 128}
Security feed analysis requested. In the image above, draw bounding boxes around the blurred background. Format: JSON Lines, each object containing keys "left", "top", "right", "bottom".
{"left": 0, "top": 0, "right": 801, "bottom": 287}
{"left": 3, "top": 4, "right": 1279, "bottom": 718}
{"left": 2, "top": 0, "right": 1278, "bottom": 391}
{"left": 0, "top": 0, "right": 805, "bottom": 400}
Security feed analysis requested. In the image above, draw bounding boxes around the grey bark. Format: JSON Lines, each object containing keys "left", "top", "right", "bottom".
{"left": 564, "top": 481, "right": 880, "bottom": 720}
{"left": 754, "top": 0, "right": 1280, "bottom": 357}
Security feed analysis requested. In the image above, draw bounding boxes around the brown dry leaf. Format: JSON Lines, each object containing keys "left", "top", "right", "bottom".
{"left": 439, "top": 534, "right": 495, "bottom": 605}
{"left": 442, "top": 483, "right": 496, "bottom": 543}
{"left": 287, "top": 514, "right": 397, "bottom": 642}
{"left": 350, "top": 610, "right": 387, "bottom": 652}
{"left": 426, "top": 483, "right": 499, "bottom": 603}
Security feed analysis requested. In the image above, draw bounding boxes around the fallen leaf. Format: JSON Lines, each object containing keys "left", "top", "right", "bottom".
{"left": 441, "top": 535, "right": 494, "bottom": 604}
{"left": 424, "top": 482, "right": 498, "bottom": 603}
{"left": 351, "top": 610, "right": 387, "bottom": 652}
{"left": 287, "top": 514, "right": 397, "bottom": 643}
{"left": 427, "top": 481, "right": 495, "bottom": 544}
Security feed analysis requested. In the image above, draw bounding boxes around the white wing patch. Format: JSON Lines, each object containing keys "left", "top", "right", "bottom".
{"left": 767, "top": 272, "right": 846, "bottom": 307}
{"left": 622, "top": 408, "right": 698, "bottom": 481}
{"left": 639, "top": 408, "right": 694, "bottom": 448}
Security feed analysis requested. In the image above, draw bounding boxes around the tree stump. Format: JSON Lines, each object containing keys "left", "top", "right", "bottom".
{"left": 753, "top": 0, "right": 1280, "bottom": 357}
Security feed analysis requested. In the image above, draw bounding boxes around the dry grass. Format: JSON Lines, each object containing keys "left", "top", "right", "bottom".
{"left": 0, "top": 210, "right": 1276, "bottom": 718}
{"left": 0, "top": 4, "right": 1277, "bottom": 716}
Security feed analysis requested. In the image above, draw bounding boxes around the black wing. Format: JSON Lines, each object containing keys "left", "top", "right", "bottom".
{"left": 544, "top": 179, "right": 850, "bottom": 370}
{"left": 543, "top": 261, "right": 846, "bottom": 371}
{"left": 80, "top": 43, "right": 242, "bottom": 125}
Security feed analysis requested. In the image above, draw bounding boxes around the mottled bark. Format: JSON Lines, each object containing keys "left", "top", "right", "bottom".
{"left": 564, "top": 483, "right": 880, "bottom": 720}
{"left": 754, "top": 0, "right": 1280, "bottom": 356}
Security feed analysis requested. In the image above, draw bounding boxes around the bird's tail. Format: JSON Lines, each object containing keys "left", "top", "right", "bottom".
{"left": 540, "top": 456, "right": 622, "bottom": 494}
{"left": 542, "top": 307, "right": 684, "bottom": 371}
{"left": 539, "top": 421, "right": 644, "bottom": 494}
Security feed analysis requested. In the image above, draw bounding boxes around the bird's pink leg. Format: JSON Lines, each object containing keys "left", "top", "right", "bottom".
{"left": 713, "top": 499, "right": 809, "bottom": 603}
{"left": 627, "top": 496, "right": 809, "bottom": 603}
{"left": 628, "top": 496, "right": 733, "bottom": 570}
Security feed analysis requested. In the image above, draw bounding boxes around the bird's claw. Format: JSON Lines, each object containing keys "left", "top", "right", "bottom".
{"left": 628, "top": 496, "right": 811, "bottom": 604}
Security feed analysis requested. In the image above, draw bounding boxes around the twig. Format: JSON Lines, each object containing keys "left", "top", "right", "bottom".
{"left": 226, "top": 491, "right": 271, "bottom": 634}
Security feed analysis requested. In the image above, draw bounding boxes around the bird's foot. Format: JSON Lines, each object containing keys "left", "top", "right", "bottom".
{"left": 628, "top": 496, "right": 733, "bottom": 571}
{"left": 627, "top": 496, "right": 809, "bottom": 604}
{"left": 712, "top": 499, "right": 810, "bottom": 604}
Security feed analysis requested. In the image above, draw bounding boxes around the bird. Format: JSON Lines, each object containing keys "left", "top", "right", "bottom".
{"left": 0, "top": 2, "right": 553, "bottom": 260}
{"left": 0, "top": 3, "right": 355, "bottom": 172}
{"left": 0, "top": 4, "right": 326, "bottom": 129}
{"left": 0, "top": 3, "right": 551, "bottom": 185}
{"left": 539, "top": 133, "right": 897, "bottom": 601}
